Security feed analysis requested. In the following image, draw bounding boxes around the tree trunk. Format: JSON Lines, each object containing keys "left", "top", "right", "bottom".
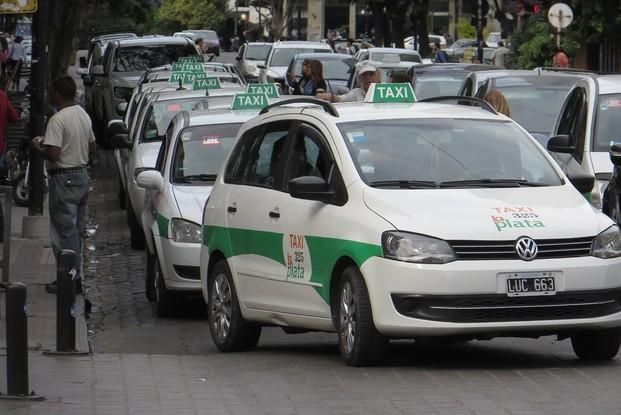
{"left": 48, "top": 0, "right": 81, "bottom": 81}
{"left": 411, "top": 0, "right": 431, "bottom": 57}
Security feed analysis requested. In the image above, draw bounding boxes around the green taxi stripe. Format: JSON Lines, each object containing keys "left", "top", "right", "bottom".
{"left": 157, "top": 213, "right": 170, "bottom": 238}
{"left": 203, "top": 225, "right": 382, "bottom": 302}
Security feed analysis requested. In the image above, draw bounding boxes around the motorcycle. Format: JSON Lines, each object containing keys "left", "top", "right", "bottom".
{"left": 5, "top": 138, "right": 47, "bottom": 207}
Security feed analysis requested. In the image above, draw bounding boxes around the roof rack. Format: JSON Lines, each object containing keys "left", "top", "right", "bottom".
{"left": 259, "top": 97, "right": 339, "bottom": 117}
{"left": 534, "top": 67, "right": 601, "bottom": 75}
{"left": 418, "top": 96, "right": 497, "bottom": 114}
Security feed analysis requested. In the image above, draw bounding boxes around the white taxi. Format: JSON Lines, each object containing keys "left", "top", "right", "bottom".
{"left": 136, "top": 94, "right": 269, "bottom": 316}
{"left": 200, "top": 85, "right": 621, "bottom": 366}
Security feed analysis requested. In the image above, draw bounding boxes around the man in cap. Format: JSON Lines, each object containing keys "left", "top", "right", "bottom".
{"left": 316, "top": 60, "right": 380, "bottom": 103}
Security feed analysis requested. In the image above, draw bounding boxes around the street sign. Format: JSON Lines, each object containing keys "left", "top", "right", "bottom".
{"left": 0, "top": 0, "right": 37, "bottom": 14}
{"left": 548, "top": 3, "right": 573, "bottom": 29}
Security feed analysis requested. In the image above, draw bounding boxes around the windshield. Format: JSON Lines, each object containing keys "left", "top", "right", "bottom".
{"left": 270, "top": 48, "right": 331, "bottom": 67}
{"left": 246, "top": 44, "right": 271, "bottom": 61}
{"left": 370, "top": 52, "right": 421, "bottom": 63}
{"left": 339, "top": 119, "right": 563, "bottom": 187}
{"left": 351, "top": 66, "right": 414, "bottom": 88}
{"left": 491, "top": 76, "right": 576, "bottom": 134}
{"left": 114, "top": 44, "right": 197, "bottom": 72}
{"left": 292, "top": 57, "right": 355, "bottom": 80}
{"left": 413, "top": 72, "right": 468, "bottom": 99}
{"left": 142, "top": 98, "right": 211, "bottom": 142}
{"left": 594, "top": 94, "right": 621, "bottom": 152}
{"left": 172, "top": 123, "right": 241, "bottom": 183}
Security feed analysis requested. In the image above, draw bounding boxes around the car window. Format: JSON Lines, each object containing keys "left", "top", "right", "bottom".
{"left": 171, "top": 123, "right": 241, "bottom": 183}
{"left": 371, "top": 52, "right": 421, "bottom": 63}
{"left": 270, "top": 48, "right": 331, "bottom": 67}
{"left": 292, "top": 57, "right": 355, "bottom": 81}
{"left": 593, "top": 93, "right": 621, "bottom": 152}
{"left": 151, "top": 98, "right": 210, "bottom": 135}
{"left": 414, "top": 72, "right": 469, "bottom": 99}
{"left": 339, "top": 119, "right": 563, "bottom": 186}
{"left": 156, "top": 123, "right": 176, "bottom": 173}
{"left": 114, "top": 44, "right": 197, "bottom": 72}
{"left": 243, "top": 122, "right": 293, "bottom": 189}
{"left": 284, "top": 126, "right": 332, "bottom": 184}
{"left": 246, "top": 44, "right": 271, "bottom": 61}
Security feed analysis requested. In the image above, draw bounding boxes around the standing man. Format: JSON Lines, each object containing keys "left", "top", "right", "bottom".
{"left": 432, "top": 42, "right": 448, "bottom": 63}
{"left": 6, "top": 35, "right": 26, "bottom": 91}
{"left": 316, "top": 61, "right": 380, "bottom": 102}
{"left": 492, "top": 41, "right": 510, "bottom": 67}
{"left": 31, "top": 76, "right": 96, "bottom": 293}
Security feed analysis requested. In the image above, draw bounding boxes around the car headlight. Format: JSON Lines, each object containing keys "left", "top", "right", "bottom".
{"left": 170, "top": 218, "right": 202, "bottom": 243}
{"left": 592, "top": 225, "right": 621, "bottom": 258}
{"left": 114, "top": 87, "right": 133, "bottom": 101}
{"left": 382, "top": 231, "right": 456, "bottom": 264}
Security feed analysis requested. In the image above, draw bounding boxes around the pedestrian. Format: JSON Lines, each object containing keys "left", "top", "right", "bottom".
{"left": 31, "top": 76, "right": 96, "bottom": 294}
{"left": 432, "top": 42, "right": 448, "bottom": 63}
{"left": 194, "top": 37, "right": 204, "bottom": 55}
{"left": 316, "top": 60, "right": 380, "bottom": 102}
{"left": 553, "top": 47, "right": 569, "bottom": 68}
{"left": 483, "top": 89, "right": 511, "bottom": 117}
{"left": 389, "top": 70, "right": 410, "bottom": 83}
{"left": 290, "top": 59, "right": 327, "bottom": 96}
{"left": 0, "top": 36, "right": 9, "bottom": 88}
{"left": 492, "top": 41, "right": 510, "bottom": 67}
{"left": 6, "top": 35, "right": 25, "bottom": 91}
{"left": 346, "top": 38, "right": 356, "bottom": 55}
{"left": 0, "top": 88, "right": 19, "bottom": 241}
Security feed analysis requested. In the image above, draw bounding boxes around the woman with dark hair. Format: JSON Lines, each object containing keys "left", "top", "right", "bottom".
{"left": 289, "top": 59, "right": 327, "bottom": 96}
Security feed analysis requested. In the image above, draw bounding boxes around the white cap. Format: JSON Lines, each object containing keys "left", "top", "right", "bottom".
{"left": 358, "top": 61, "right": 379, "bottom": 75}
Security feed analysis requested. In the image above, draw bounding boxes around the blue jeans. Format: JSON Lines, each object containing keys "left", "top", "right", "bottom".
{"left": 49, "top": 171, "right": 89, "bottom": 278}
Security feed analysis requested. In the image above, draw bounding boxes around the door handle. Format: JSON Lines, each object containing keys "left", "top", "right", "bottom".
{"left": 227, "top": 206, "right": 237, "bottom": 213}
{"left": 268, "top": 210, "right": 280, "bottom": 218}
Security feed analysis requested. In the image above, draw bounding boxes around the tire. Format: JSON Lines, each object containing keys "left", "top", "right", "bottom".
{"left": 336, "top": 266, "right": 388, "bottom": 366}
{"left": 154, "top": 253, "right": 176, "bottom": 317}
{"left": 208, "top": 260, "right": 261, "bottom": 352}
{"left": 145, "top": 250, "right": 156, "bottom": 301}
{"left": 12, "top": 172, "right": 30, "bottom": 207}
{"left": 127, "top": 201, "right": 145, "bottom": 250}
{"left": 118, "top": 176, "right": 126, "bottom": 209}
{"left": 571, "top": 329, "right": 621, "bottom": 361}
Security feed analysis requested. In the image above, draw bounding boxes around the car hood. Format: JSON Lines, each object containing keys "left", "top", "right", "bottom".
{"left": 591, "top": 151, "right": 613, "bottom": 177}
{"left": 362, "top": 185, "right": 612, "bottom": 240}
{"left": 267, "top": 67, "right": 287, "bottom": 80}
{"left": 138, "top": 141, "right": 162, "bottom": 168}
{"left": 112, "top": 73, "right": 143, "bottom": 87}
{"left": 172, "top": 185, "right": 212, "bottom": 223}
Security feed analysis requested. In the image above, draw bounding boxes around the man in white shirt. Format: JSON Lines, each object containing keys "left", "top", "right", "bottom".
{"left": 7, "top": 35, "right": 26, "bottom": 90}
{"left": 316, "top": 61, "right": 381, "bottom": 102}
{"left": 32, "top": 76, "right": 97, "bottom": 294}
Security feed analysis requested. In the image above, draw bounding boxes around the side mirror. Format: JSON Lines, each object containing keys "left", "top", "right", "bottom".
{"left": 610, "top": 142, "right": 621, "bottom": 167}
{"left": 76, "top": 68, "right": 87, "bottom": 76}
{"left": 547, "top": 134, "right": 575, "bottom": 153}
{"left": 110, "top": 134, "right": 131, "bottom": 149}
{"left": 116, "top": 102, "right": 128, "bottom": 116}
{"left": 235, "top": 56, "right": 242, "bottom": 61}
{"left": 257, "top": 63, "right": 266, "bottom": 70}
{"left": 92, "top": 65, "right": 105, "bottom": 75}
{"left": 136, "top": 169, "right": 164, "bottom": 192}
{"left": 567, "top": 172, "right": 595, "bottom": 195}
{"left": 108, "top": 119, "right": 128, "bottom": 138}
{"left": 82, "top": 75, "right": 93, "bottom": 86}
{"left": 288, "top": 176, "right": 336, "bottom": 204}
{"left": 79, "top": 56, "right": 88, "bottom": 68}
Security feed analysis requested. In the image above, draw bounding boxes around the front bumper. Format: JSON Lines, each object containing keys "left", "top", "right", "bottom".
{"left": 361, "top": 255, "right": 621, "bottom": 337}
{"left": 159, "top": 238, "right": 201, "bottom": 292}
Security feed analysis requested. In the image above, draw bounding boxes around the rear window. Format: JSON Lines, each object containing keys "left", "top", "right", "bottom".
{"left": 270, "top": 47, "right": 332, "bottom": 67}
{"left": 246, "top": 44, "right": 271, "bottom": 61}
{"left": 114, "top": 44, "right": 198, "bottom": 72}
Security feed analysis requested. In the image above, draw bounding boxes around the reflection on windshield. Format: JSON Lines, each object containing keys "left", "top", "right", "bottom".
{"left": 413, "top": 74, "right": 467, "bottom": 99}
{"left": 246, "top": 45, "right": 271, "bottom": 61}
{"left": 594, "top": 94, "right": 621, "bottom": 152}
{"left": 293, "top": 58, "right": 355, "bottom": 80}
{"left": 271, "top": 48, "right": 331, "bottom": 67}
{"left": 115, "top": 45, "right": 197, "bottom": 72}
{"left": 339, "top": 119, "right": 562, "bottom": 187}
{"left": 152, "top": 99, "right": 208, "bottom": 134}
{"left": 172, "top": 124, "right": 241, "bottom": 182}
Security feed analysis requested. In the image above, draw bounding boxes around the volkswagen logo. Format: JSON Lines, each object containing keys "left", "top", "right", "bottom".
{"left": 515, "top": 237, "right": 538, "bottom": 261}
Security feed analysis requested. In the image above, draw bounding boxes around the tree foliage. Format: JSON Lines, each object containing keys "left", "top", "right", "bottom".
{"left": 156, "top": 0, "right": 228, "bottom": 32}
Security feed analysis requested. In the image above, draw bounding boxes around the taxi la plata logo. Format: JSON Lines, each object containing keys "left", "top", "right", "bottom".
{"left": 490, "top": 206, "right": 545, "bottom": 232}
{"left": 283, "top": 233, "right": 312, "bottom": 281}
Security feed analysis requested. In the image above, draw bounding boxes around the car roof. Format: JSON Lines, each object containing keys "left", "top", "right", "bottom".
{"left": 272, "top": 40, "right": 331, "bottom": 49}
{"left": 597, "top": 75, "right": 621, "bottom": 94}
{"left": 150, "top": 89, "right": 235, "bottom": 101}
{"left": 368, "top": 47, "right": 421, "bottom": 55}
{"left": 187, "top": 108, "right": 259, "bottom": 127}
{"left": 116, "top": 36, "right": 192, "bottom": 47}
{"left": 292, "top": 52, "right": 352, "bottom": 60}
{"left": 412, "top": 63, "right": 499, "bottom": 73}
{"left": 245, "top": 42, "right": 272, "bottom": 47}
{"left": 91, "top": 32, "right": 137, "bottom": 42}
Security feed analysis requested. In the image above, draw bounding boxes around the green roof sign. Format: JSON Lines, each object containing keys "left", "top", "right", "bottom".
{"left": 231, "top": 93, "right": 269, "bottom": 110}
{"left": 182, "top": 62, "right": 205, "bottom": 74}
{"left": 178, "top": 56, "right": 201, "bottom": 63}
{"left": 171, "top": 62, "right": 184, "bottom": 72}
{"left": 192, "top": 77, "right": 222, "bottom": 90}
{"left": 246, "top": 83, "right": 280, "bottom": 98}
{"left": 364, "top": 83, "right": 416, "bottom": 103}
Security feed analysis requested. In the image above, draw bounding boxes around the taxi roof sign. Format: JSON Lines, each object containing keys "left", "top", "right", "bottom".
{"left": 168, "top": 72, "right": 196, "bottom": 85}
{"left": 231, "top": 93, "right": 269, "bottom": 110}
{"left": 364, "top": 83, "right": 416, "bottom": 103}
{"left": 178, "top": 56, "right": 201, "bottom": 63}
{"left": 246, "top": 83, "right": 280, "bottom": 98}
{"left": 193, "top": 77, "right": 222, "bottom": 90}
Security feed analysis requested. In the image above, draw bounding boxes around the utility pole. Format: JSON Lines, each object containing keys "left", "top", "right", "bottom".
{"left": 448, "top": 0, "right": 455, "bottom": 43}
{"left": 476, "top": 0, "right": 483, "bottom": 63}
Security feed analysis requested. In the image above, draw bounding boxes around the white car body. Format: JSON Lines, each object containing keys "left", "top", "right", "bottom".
{"left": 200, "top": 95, "right": 621, "bottom": 365}
{"left": 258, "top": 41, "right": 333, "bottom": 86}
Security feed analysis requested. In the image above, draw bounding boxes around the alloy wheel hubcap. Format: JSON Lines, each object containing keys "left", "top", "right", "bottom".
{"left": 211, "top": 273, "right": 232, "bottom": 342}
{"left": 339, "top": 281, "right": 356, "bottom": 355}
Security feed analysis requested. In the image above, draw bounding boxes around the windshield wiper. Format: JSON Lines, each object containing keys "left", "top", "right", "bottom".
{"left": 439, "top": 179, "right": 550, "bottom": 188}
{"left": 175, "top": 174, "right": 218, "bottom": 182}
{"left": 369, "top": 180, "right": 438, "bottom": 189}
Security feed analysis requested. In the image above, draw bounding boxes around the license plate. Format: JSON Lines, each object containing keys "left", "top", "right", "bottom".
{"left": 505, "top": 272, "right": 556, "bottom": 297}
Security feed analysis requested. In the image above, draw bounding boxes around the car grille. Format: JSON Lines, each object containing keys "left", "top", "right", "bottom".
{"left": 392, "top": 290, "right": 621, "bottom": 323}
{"left": 448, "top": 237, "right": 593, "bottom": 260}
{"left": 173, "top": 265, "right": 200, "bottom": 280}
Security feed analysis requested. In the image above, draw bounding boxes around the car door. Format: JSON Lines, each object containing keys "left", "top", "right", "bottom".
{"left": 272, "top": 122, "right": 346, "bottom": 318}
{"left": 225, "top": 120, "right": 295, "bottom": 312}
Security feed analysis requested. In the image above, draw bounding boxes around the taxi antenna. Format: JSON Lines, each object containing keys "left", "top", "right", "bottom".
{"left": 177, "top": 78, "right": 185, "bottom": 91}
{"left": 205, "top": 86, "right": 209, "bottom": 96}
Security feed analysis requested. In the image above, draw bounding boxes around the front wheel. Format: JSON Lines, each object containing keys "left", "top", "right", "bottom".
{"left": 337, "top": 266, "right": 388, "bottom": 366}
{"left": 12, "top": 172, "right": 30, "bottom": 206}
{"left": 154, "top": 253, "right": 176, "bottom": 317}
{"left": 571, "top": 329, "right": 621, "bottom": 361}
{"left": 127, "top": 201, "right": 145, "bottom": 250}
{"left": 208, "top": 260, "right": 261, "bottom": 352}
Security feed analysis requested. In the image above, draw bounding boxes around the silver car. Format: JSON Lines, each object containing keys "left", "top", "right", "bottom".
{"left": 235, "top": 42, "right": 271, "bottom": 82}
